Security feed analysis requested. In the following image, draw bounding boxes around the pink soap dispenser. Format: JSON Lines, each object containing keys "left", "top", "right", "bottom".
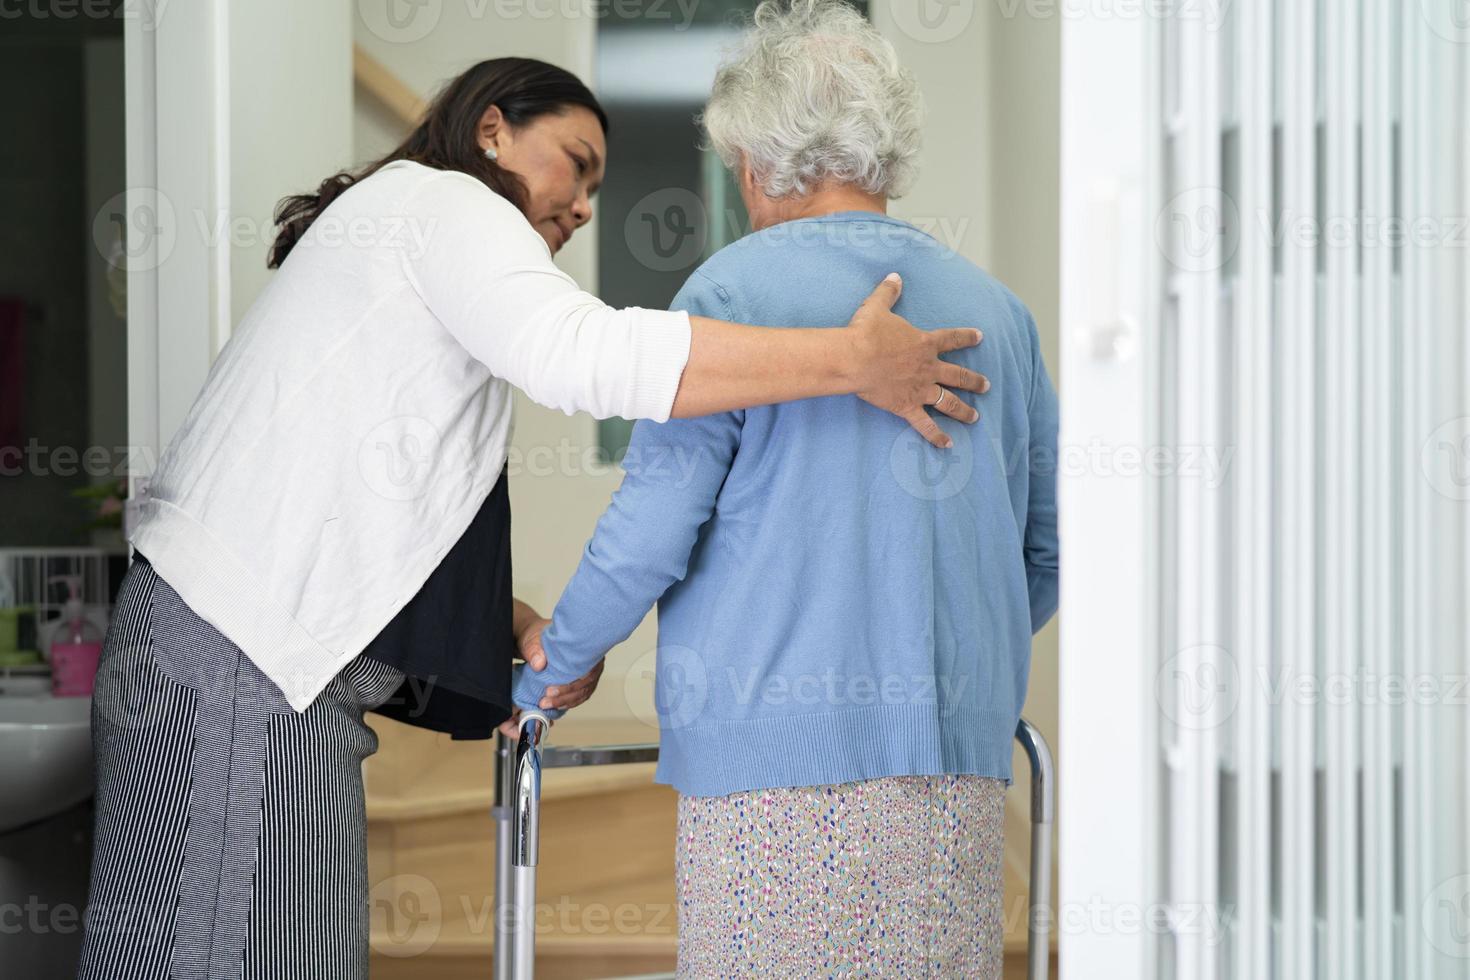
{"left": 48, "top": 575, "right": 103, "bottom": 697}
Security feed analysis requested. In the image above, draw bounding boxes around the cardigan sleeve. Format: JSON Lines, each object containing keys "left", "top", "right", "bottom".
{"left": 510, "top": 271, "right": 742, "bottom": 718}
{"left": 1020, "top": 306, "right": 1060, "bottom": 634}
{"left": 396, "top": 170, "right": 692, "bottom": 422}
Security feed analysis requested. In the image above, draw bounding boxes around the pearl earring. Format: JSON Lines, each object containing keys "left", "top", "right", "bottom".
{"left": 484, "top": 146, "right": 498, "bottom": 161}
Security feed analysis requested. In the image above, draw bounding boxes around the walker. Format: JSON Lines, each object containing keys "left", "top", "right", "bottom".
{"left": 492, "top": 713, "right": 1055, "bottom": 980}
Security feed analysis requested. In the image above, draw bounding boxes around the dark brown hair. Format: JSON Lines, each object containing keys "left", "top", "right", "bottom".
{"left": 268, "top": 57, "right": 609, "bottom": 268}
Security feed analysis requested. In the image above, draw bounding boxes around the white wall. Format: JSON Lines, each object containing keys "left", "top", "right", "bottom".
{"left": 229, "top": 2, "right": 354, "bottom": 328}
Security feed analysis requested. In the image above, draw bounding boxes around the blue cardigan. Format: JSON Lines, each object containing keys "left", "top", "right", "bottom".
{"left": 513, "top": 211, "right": 1059, "bottom": 797}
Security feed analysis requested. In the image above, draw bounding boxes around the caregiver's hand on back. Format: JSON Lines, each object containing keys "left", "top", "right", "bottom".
{"left": 668, "top": 271, "right": 988, "bottom": 450}
{"left": 845, "top": 272, "right": 987, "bottom": 448}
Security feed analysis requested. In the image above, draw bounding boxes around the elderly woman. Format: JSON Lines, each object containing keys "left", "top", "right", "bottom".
{"left": 510, "top": 1, "right": 1058, "bottom": 975}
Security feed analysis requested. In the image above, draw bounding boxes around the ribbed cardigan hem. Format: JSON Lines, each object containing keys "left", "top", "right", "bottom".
{"left": 653, "top": 703, "right": 1018, "bottom": 798}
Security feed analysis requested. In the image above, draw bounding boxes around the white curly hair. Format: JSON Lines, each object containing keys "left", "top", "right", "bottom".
{"left": 699, "top": 0, "right": 924, "bottom": 201}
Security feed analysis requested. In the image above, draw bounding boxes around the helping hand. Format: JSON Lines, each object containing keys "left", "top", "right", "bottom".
{"left": 499, "top": 615, "right": 608, "bottom": 737}
{"left": 846, "top": 273, "right": 990, "bottom": 449}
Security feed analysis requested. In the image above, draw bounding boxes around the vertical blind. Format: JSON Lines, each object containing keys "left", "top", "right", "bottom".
{"left": 1154, "top": 1, "right": 1469, "bottom": 978}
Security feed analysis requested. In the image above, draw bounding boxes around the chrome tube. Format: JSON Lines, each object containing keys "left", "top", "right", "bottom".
{"left": 1016, "top": 719, "right": 1054, "bottom": 980}
{"left": 492, "top": 731, "right": 514, "bottom": 980}
{"left": 502, "top": 710, "right": 551, "bottom": 980}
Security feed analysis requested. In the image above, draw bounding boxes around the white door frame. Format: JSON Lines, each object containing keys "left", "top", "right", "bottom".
{"left": 1057, "top": 10, "right": 1160, "bottom": 978}
{"left": 123, "top": 0, "right": 230, "bottom": 492}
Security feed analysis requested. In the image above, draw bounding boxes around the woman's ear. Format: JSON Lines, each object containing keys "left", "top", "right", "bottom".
{"left": 477, "top": 104, "right": 506, "bottom": 155}
{"left": 736, "top": 159, "right": 767, "bottom": 227}
{"left": 738, "top": 159, "right": 758, "bottom": 196}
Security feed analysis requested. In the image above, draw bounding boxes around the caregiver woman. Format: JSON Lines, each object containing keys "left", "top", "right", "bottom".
{"left": 75, "top": 57, "right": 987, "bottom": 978}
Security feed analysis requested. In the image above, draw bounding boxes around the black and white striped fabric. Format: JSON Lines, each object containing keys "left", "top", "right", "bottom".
{"left": 76, "top": 558, "right": 406, "bottom": 979}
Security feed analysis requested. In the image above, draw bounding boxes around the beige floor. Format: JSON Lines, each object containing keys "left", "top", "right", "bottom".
{"left": 370, "top": 950, "right": 1055, "bottom": 979}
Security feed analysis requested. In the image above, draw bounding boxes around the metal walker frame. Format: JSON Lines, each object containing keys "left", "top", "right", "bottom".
{"left": 491, "top": 713, "right": 1054, "bottom": 980}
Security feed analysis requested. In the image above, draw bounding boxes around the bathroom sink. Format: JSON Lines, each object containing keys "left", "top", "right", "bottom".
{"left": 0, "top": 689, "right": 93, "bottom": 833}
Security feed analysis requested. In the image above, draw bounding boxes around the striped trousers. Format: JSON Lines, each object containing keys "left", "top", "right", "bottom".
{"left": 76, "top": 559, "right": 406, "bottom": 979}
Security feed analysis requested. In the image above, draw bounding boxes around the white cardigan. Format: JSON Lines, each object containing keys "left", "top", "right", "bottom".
{"left": 130, "top": 160, "right": 692, "bottom": 712}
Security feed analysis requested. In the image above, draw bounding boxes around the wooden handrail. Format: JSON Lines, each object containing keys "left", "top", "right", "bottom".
{"left": 352, "top": 43, "right": 425, "bottom": 128}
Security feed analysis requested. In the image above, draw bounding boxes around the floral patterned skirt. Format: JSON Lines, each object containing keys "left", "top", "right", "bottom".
{"left": 675, "top": 773, "right": 1007, "bottom": 978}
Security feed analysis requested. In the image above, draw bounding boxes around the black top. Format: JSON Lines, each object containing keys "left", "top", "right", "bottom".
{"left": 361, "top": 467, "right": 517, "bottom": 740}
